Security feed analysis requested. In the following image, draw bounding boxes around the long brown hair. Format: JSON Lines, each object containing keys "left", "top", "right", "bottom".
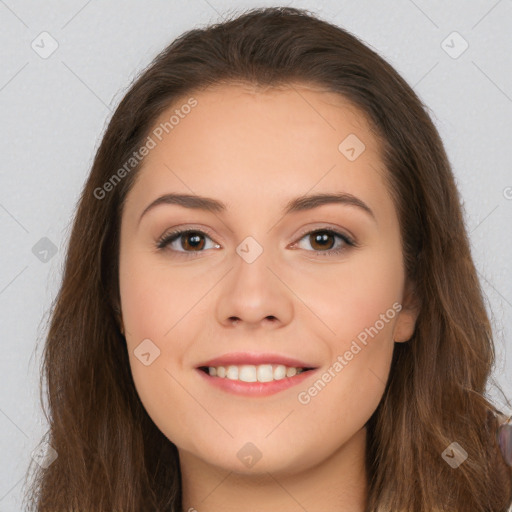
{"left": 23, "top": 6, "right": 512, "bottom": 511}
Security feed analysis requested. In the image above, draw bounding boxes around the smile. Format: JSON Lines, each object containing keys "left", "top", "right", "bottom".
{"left": 196, "top": 364, "right": 317, "bottom": 397}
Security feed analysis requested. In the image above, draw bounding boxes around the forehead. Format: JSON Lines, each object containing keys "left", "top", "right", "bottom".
{"left": 124, "top": 82, "right": 390, "bottom": 221}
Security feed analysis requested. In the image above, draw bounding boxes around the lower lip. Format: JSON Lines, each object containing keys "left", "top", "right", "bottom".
{"left": 196, "top": 368, "right": 318, "bottom": 396}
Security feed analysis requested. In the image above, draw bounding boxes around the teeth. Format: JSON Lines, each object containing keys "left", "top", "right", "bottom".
{"left": 258, "top": 364, "right": 274, "bottom": 382}
{"left": 226, "top": 365, "right": 239, "bottom": 380}
{"left": 206, "top": 364, "right": 307, "bottom": 382}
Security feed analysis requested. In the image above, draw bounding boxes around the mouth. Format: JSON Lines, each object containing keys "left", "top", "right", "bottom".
{"left": 195, "top": 360, "right": 319, "bottom": 397}
{"left": 197, "top": 364, "right": 316, "bottom": 381}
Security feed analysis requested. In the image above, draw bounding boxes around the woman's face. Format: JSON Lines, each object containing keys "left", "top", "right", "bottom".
{"left": 118, "top": 82, "right": 418, "bottom": 475}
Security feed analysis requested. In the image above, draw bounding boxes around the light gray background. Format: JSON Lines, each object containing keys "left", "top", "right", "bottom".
{"left": 1, "top": 1, "right": 511, "bottom": 510}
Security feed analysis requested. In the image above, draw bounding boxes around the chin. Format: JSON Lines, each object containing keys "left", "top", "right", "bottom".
{"left": 200, "top": 439, "right": 317, "bottom": 477}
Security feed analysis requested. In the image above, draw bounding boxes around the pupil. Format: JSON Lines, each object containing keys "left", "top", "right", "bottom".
{"left": 184, "top": 233, "right": 204, "bottom": 251}
{"left": 311, "top": 232, "right": 333, "bottom": 250}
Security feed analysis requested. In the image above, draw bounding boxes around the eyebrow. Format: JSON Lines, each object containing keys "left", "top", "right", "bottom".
{"left": 138, "top": 192, "right": 376, "bottom": 225}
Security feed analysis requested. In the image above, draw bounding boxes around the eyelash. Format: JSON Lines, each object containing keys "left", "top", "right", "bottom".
{"left": 156, "top": 226, "right": 357, "bottom": 258}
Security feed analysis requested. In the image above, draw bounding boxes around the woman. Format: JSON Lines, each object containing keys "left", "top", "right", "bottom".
{"left": 23, "top": 6, "right": 512, "bottom": 511}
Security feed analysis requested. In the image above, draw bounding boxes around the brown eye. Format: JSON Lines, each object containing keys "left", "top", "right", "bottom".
{"left": 294, "top": 229, "right": 355, "bottom": 256}
{"left": 156, "top": 229, "right": 219, "bottom": 253}
{"left": 308, "top": 231, "right": 336, "bottom": 251}
{"left": 180, "top": 232, "right": 205, "bottom": 251}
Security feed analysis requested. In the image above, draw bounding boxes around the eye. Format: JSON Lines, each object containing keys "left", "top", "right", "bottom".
{"left": 292, "top": 228, "right": 355, "bottom": 256}
{"left": 156, "top": 229, "right": 220, "bottom": 254}
{"left": 156, "top": 226, "right": 356, "bottom": 258}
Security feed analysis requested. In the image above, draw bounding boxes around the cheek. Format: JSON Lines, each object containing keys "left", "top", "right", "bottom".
{"left": 290, "top": 244, "right": 404, "bottom": 350}
{"left": 292, "top": 261, "right": 402, "bottom": 440}
{"left": 119, "top": 249, "right": 200, "bottom": 446}
{"left": 288, "top": 243, "right": 403, "bottom": 416}
{"left": 119, "top": 248, "right": 195, "bottom": 338}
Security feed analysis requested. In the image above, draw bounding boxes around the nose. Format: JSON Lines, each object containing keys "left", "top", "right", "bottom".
{"left": 214, "top": 246, "right": 294, "bottom": 330}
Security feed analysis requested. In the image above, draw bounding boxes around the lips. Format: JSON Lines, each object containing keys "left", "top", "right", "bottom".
{"left": 196, "top": 352, "right": 318, "bottom": 370}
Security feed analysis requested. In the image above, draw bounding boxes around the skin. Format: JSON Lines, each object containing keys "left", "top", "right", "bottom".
{"left": 118, "top": 82, "right": 419, "bottom": 512}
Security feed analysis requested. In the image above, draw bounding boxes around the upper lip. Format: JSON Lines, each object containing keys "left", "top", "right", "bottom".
{"left": 197, "top": 352, "right": 318, "bottom": 369}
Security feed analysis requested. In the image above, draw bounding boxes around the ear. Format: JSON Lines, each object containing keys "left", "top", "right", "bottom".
{"left": 393, "top": 278, "right": 420, "bottom": 343}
